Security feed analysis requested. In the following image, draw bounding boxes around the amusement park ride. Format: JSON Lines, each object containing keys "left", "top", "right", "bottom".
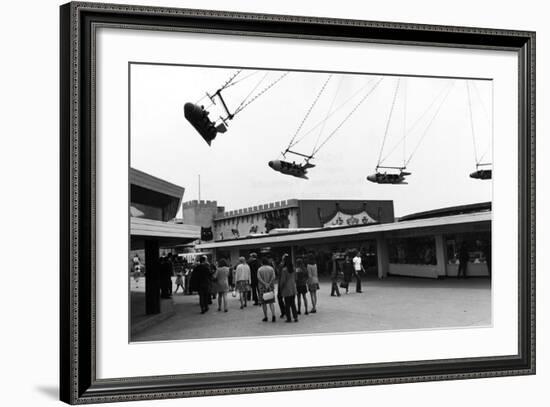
{"left": 268, "top": 150, "right": 316, "bottom": 180}
{"left": 184, "top": 71, "right": 492, "bottom": 184}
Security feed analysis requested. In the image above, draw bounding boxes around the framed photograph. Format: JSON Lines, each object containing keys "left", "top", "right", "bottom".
{"left": 60, "top": 1, "right": 535, "bottom": 404}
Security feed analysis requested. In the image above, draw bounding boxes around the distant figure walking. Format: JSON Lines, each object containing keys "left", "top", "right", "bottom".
{"left": 235, "top": 257, "right": 251, "bottom": 309}
{"left": 307, "top": 255, "right": 319, "bottom": 313}
{"left": 330, "top": 255, "right": 341, "bottom": 297}
{"left": 174, "top": 270, "right": 184, "bottom": 294}
{"left": 279, "top": 254, "right": 298, "bottom": 323}
{"left": 257, "top": 257, "right": 277, "bottom": 322}
{"left": 457, "top": 242, "right": 469, "bottom": 279}
{"left": 352, "top": 252, "right": 364, "bottom": 293}
{"left": 194, "top": 256, "right": 212, "bottom": 314}
{"left": 295, "top": 258, "right": 309, "bottom": 315}
{"left": 213, "top": 258, "right": 230, "bottom": 312}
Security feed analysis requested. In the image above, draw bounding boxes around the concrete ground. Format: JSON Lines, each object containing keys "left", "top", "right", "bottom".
{"left": 130, "top": 276, "right": 491, "bottom": 342}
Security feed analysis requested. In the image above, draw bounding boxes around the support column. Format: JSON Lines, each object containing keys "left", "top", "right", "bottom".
{"left": 376, "top": 234, "right": 389, "bottom": 279}
{"left": 144, "top": 240, "right": 160, "bottom": 314}
{"left": 229, "top": 247, "right": 239, "bottom": 266}
{"left": 434, "top": 234, "right": 448, "bottom": 277}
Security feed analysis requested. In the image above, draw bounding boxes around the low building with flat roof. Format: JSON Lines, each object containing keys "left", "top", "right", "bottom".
{"left": 197, "top": 202, "right": 491, "bottom": 279}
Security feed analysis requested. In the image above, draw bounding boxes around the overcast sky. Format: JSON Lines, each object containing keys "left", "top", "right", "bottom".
{"left": 130, "top": 64, "right": 492, "bottom": 217}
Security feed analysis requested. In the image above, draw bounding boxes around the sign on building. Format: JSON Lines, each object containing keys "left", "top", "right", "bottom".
{"left": 323, "top": 211, "right": 376, "bottom": 228}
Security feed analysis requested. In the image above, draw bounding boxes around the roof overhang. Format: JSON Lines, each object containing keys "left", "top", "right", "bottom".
{"left": 130, "top": 167, "right": 184, "bottom": 198}
{"left": 197, "top": 211, "right": 491, "bottom": 250}
{"left": 131, "top": 218, "right": 201, "bottom": 250}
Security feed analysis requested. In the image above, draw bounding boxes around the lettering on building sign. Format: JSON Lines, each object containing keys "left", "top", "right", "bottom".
{"left": 324, "top": 211, "right": 376, "bottom": 228}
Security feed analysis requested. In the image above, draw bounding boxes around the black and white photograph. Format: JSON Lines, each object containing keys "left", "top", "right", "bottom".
{"left": 129, "top": 65, "right": 493, "bottom": 342}
{"left": 1, "top": 0, "right": 543, "bottom": 405}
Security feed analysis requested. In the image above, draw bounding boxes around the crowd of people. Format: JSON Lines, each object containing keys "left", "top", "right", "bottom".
{"left": 132, "top": 249, "right": 367, "bottom": 323}
{"left": 187, "top": 252, "right": 321, "bottom": 323}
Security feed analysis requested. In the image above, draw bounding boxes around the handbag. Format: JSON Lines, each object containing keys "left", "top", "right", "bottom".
{"left": 340, "top": 282, "right": 349, "bottom": 289}
{"left": 262, "top": 291, "right": 275, "bottom": 301}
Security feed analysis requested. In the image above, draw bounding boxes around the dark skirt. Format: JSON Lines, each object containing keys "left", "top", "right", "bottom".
{"left": 296, "top": 284, "right": 308, "bottom": 294}
{"left": 308, "top": 283, "right": 319, "bottom": 291}
{"left": 236, "top": 280, "right": 250, "bottom": 293}
{"left": 258, "top": 285, "right": 275, "bottom": 304}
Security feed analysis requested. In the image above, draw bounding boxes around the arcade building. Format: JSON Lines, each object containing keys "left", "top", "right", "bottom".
{"left": 193, "top": 202, "right": 491, "bottom": 280}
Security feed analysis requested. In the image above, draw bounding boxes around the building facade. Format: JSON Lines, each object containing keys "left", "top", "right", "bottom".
{"left": 181, "top": 198, "right": 395, "bottom": 241}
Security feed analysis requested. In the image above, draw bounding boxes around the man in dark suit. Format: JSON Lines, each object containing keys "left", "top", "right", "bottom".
{"left": 194, "top": 256, "right": 212, "bottom": 313}
{"left": 159, "top": 255, "right": 173, "bottom": 299}
{"left": 457, "top": 242, "right": 470, "bottom": 279}
{"left": 247, "top": 253, "right": 261, "bottom": 305}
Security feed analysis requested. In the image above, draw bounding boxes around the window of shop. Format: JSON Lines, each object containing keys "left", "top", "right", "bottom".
{"left": 388, "top": 236, "right": 437, "bottom": 265}
{"left": 445, "top": 232, "right": 491, "bottom": 265}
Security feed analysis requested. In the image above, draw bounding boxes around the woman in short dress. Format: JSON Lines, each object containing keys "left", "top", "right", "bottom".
{"left": 234, "top": 257, "right": 251, "bottom": 309}
{"left": 257, "top": 257, "right": 277, "bottom": 322}
{"left": 342, "top": 255, "right": 354, "bottom": 294}
{"left": 306, "top": 254, "right": 319, "bottom": 313}
{"left": 213, "top": 258, "right": 230, "bottom": 312}
{"left": 295, "top": 258, "right": 309, "bottom": 315}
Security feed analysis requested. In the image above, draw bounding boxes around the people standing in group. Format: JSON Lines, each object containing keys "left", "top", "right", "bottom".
{"left": 194, "top": 256, "right": 212, "bottom": 314}
{"left": 306, "top": 254, "right": 319, "bottom": 313}
{"left": 247, "top": 253, "right": 261, "bottom": 306}
{"left": 457, "top": 242, "right": 469, "bottom": 279}
{"left": 295, "top": 258, "right": 309, "bottom": 315}
{"left": 342, "top": 255, "right": 354, "bottom": 294}
{"left": 352, "top": 251, "right": 364, "bottom": 293}
{"left": 330, "top": 254, "right": 341, "bottom": 297}
{"left": 279, "top": 254, "right": 298, "bottom": 323}
{"left": 213, "top": 258, "right": 230, "bottom": 312}
{"left": 257, "top": 257, "right": 277, "bottom": 322}
{"left": 234, "top": 257, "right": 251, "bottom": 309}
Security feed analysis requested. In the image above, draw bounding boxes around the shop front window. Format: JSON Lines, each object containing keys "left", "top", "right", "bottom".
{"left": 446, "top": 233, "right": 491, "bottom": 265}
{"left": 388, "top": 236, "right": 437, "bottom": 265}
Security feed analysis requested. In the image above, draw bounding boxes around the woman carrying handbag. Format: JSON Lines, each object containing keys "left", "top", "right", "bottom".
{"left": 257, "top": 257, "right": 277, "bottom": 322}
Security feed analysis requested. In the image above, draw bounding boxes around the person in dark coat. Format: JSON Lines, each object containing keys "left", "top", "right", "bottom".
{"left": 457, "top": 242, "right": 470, "bottom": 279}
{"left": 247, "top": 253, "right": 261, "bottom": 305}
{"left": 194, "top": 256, "right": 212, "bottom": 313}
{"left": 330, "top": 254, "right": 341, "bottom": 297}
{"left": 342, "top": 255, "right": 354, "bottom": 294}
{"left": 159, "top": 255, "right": 173, "bottom": 299}
{"left": 279, "top": 254, "right": 298, "bottom": 323}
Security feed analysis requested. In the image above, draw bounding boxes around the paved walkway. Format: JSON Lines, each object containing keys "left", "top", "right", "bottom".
{"left": 130, "top": 276, "right": 491, "bottom": 342}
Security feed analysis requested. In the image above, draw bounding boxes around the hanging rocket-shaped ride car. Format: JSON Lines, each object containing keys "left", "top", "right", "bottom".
{"left": 183, "top": 102, "right": 227, "bottom": 146}
{"left": 367, "top": 166, "right": 411, "bottom": 184}
{"left": 184, "top": 70, "right": 289, "bottom": 146}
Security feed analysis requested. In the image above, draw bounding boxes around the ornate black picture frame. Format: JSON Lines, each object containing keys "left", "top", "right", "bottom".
{"left": 60, "top": 2, "right": 535, "bottom": 404}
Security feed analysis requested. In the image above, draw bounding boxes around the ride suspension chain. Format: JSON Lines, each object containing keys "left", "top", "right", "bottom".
{"left": 312, "top": 77, "right": 384, "bottom": 156}
{"left": 377, "top": 78, "right": 402, "bottom": 167}
{"left": 287, "top": 75, "right": 333, "bottom": 150}
{"left": 233, "top": 72, "right": 290, "bottom": 116}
